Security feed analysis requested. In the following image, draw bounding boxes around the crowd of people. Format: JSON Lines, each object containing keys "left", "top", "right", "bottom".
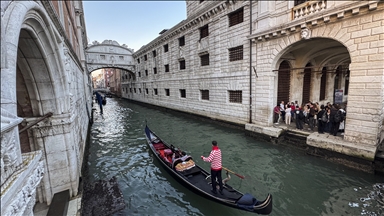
{"left": 274, "top": 100, "right": 347, "bottom": 136}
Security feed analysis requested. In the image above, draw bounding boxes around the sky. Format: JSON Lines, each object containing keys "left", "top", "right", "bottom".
{"left": 83, "top": 1, "right": 187, "bottom": 52}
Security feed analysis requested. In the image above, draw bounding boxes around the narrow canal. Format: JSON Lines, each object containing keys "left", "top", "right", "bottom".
{"left": 85, "top": 98, "right": 383, "bottom": 216}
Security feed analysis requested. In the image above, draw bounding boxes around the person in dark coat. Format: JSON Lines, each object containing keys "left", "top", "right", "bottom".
{"left": 95, "top": 91, "right": 103, "bottom": 114}
{"left": 330, "top": 104, "right": 340, "bottom": 136}
{"left": 317, "top": 105, "right": 326, "bottom": 134}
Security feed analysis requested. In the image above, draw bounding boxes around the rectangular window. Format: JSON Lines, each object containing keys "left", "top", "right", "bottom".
{"left": 144, "top": 54, "right": 147, "bottom": 61}
{"left": 200, "top": 25, "right": 209, "bottom": 39}
{"left": 153, "top": 67, "right": 157, "bottom": 74}
{"left": 228, "top": 90, "right": 242, "bottom": 103}
{"left": 294, "top": 0, "right": 308, "bottom": 6}
{"left": 145, "top": 70, "right": 148, "bottom": 76}
{"left": 138, "top": 72, "right": 141, "bottom": 77}
{"left": 164, "top": 64, "right": 169, "bottom": 72}
{"left": 100, "top": 55, "right": 106, "bottom": 60}
{"left": 164, "top": 44, "right": 169, "bottom": 52}
{"left": 179, "top": 36, "right": 185, "bottom": 46}
{"left": 228, "top": 8, "right": 244, "bottom": 27}
{"left": 130, "top": 88, "right": 132, "bottom": 93}
{"left": 152, "top": 50, "right": 157, "bottom": 57}
{"left": 145, "top": 88, "right": 148, "bottom": 94}
{"left": 180, "top": 89, "right": 186, "bottom": 98}
{"left": 137, "top": 58, "right": 140, "bottom": 63}
{"left": 134, "top": 88, "right": 136, "bottom": 93}
{"left": 165, "top": 89, "right": 170, "bottom": 96}
{"left": 154, "top": 88, "right": 158, "bottom": 95}
{"left": 119, "top": 56, "right": 124, "bottom": 60}
{"left": 139, "top": 88, "right": 141, "bottom": 93}
{"left": 229, "top": 45, "right": 243, "bottom": 61}
{"left": 201, "top": 90, "right": 209, "bottom": 100}
{"left": 200, "top": 54, "right": 210, "bottom": 66}
{"left": 179, "top": 60, "right": 186, "bottom": 70}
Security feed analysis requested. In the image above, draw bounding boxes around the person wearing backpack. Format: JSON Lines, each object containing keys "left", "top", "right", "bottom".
{"left": 330, "top": 104, "right": 341, "bottom": 136}
{"left": 317, "top": 105, "right": 327, "bottom": 134}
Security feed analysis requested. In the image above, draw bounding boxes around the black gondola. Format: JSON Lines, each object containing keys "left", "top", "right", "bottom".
{"left": 144, "top": 125, "right": 273, "bottom": 215}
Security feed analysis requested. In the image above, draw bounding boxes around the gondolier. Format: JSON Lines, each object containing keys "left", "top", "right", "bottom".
{"left": 201, "top": 141, "right": 223, "bottom": 195}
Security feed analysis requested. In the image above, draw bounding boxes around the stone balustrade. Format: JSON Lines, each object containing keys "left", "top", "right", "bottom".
{"left": 293, "top": 0, "right": 326, "bottom": 20}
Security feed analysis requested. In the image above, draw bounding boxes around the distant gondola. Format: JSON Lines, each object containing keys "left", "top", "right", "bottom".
{"left": 144, "top": 125, "right": 273, "bottom": 215}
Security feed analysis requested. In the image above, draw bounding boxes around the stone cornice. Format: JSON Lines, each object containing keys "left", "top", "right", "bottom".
{"left": 134, "top": 0, "right": 238, "bottom": 57}
{"left": 247, "top": 1, "right": 380, "bottom": 42}
{"left": 40, "top": 1, "right": 84, "bottom": 72}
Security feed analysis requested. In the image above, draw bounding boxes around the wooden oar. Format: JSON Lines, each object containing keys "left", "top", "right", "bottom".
{"left": 222, "top": 167, "right": 245, "bottom": 179}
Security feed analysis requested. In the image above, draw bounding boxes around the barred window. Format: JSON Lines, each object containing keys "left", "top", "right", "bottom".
{"left": 228, "top": 90, "right": 242, "bottom": 103}
{"left": 294, "top": 0, "right": 308, "bottom": 6}
{"left": 228, "top": 8, "right": 244, "bottom": 27}
{"left": 134, "top": 88, "right": 136, "bottom": 93}
{"left": 179, "top": 60, "right": 186, "bottom": 70}
{"left": 165, "top": 89, "right": 170, "bottom": 96}
{"left": 179, "top": 36, "right": 185, "bottom": 46}
{"left": 200, "top": 54, "right": 209, "bottom": 66}
{"left": 137, "top": 58, "right": 140, "bottom": 63}
{"left": 138, "top": 72, "right": 141, "bottom": 77}
{"left": 145, "top": 88, "right": 148, "bottom": 94}
{"left": 139, "top": 88, "right": 141, "bottom": 93}
{"left": 130, "top": 88, "right": 132, "bottom": 93}
{"left": 201, "top": 90, "right": 209, "bottom": 100}
{"left": 180, "top": 89, "right": 186, "bottom": 98}
{"left": 164, "top": 44, "right": 169, "bottom": 52}
{"left": 229, "top": 45, "right": 243, "bottom": 61}
{"left": 144, "top": 54, "right": 147, "bottom": 61}
{"left": 154, "top": 88, "right": 158, "bottom": 95}
{"left": 152, "top": 50, "right": 157, "bottom": 57}
{"left": 200, "top": 25, "right": 209, "bottom": 39}
{"left": 145, "top": 70, "right": 148, "bottom": 76}
{"left": 165, "top": 64, "right": 169, "bottom": 72}
{"left": 153, "top": 67, "right": 157, "bottom": 74}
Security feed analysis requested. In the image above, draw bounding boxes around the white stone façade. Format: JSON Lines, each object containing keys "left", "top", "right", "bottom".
{"left": 1, "top": 0, "right": 91, "bottom": 214}
{"left": 123, "top": 1, "right": 383, "bottom": 162}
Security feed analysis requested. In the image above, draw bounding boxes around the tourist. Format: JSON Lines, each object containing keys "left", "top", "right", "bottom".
{"left": 273, "top": 104, "right": 281, "bottom": 124}
{"left": 295, "top": 105, "right": 304, "bottom": 130}
{"left": 317, "top": 105, "right": 326, "bottom": 134}
{"left": 330, "top": 104, "right": 341, "bottom": 136}
{"left": 285, "top": 104, "right": 292, "bottom": 125}
{"left": 94, "top": 91, "right": 103, "bottom": 115}
{"left": 280, "top": 101, "right": 286, "bottom": 122}
{"left": 201, "top": 141, "right": 223, "bottom": 195}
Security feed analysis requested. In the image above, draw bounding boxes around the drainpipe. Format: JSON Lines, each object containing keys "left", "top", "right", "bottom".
{"left": 249, "top": 0, "right": 253, "bottom": 123}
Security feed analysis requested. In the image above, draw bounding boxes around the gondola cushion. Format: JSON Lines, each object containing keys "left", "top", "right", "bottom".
{"left": 164, "top": 149, "right": 172, "bottom": 155}
{"left": 237, "top": 193, "right": 257, "bottom": 210}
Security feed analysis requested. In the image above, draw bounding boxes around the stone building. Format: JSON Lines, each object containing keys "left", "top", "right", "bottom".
{"left": 127, "top": 1, "right": 384, "bottom": 169}
{"left": 1, "top": 0, "right": 91, "bottom": 214}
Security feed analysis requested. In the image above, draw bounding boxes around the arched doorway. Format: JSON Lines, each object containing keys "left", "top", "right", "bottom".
{"left": 277, "top": 61, "right": 291, "bottom": 104}
{"left": 302, "top": 63, "right": 312, "bottom": 104}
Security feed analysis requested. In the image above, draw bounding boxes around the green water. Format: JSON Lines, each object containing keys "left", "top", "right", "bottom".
{"left": 86, "top": 98, "right": 383, "bottom": 216}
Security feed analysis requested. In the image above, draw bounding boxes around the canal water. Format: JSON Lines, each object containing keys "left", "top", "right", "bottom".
{"left": 86, "top": 98, "right": 383, "bottom": 216}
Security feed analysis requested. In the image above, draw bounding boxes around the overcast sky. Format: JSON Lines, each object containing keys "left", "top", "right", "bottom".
{"left": 83, "top": 1, "right": 186, "bottom": 52}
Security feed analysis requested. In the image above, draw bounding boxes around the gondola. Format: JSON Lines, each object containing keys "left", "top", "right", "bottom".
{"left": 144, "top": 125, "right": 273, "bottom": 215}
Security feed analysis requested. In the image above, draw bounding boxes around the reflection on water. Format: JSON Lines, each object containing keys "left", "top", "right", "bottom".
{"left": 85, "top": 98, "right": 383, "bottom": 216}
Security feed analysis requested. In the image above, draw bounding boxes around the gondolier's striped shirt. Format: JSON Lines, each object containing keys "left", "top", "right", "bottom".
{"left": 202, "top": 146, "right": 222, "bottom": 171}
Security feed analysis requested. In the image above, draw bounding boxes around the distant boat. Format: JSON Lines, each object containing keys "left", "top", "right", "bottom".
{"left": 144, "top": 124, "right": 273, "bottom": 215}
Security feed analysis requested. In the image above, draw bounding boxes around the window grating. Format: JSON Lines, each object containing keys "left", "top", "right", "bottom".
{"left": 145, "top": 70, "right": 148, "bottom": 76}
{"left": 229, "top": 8, "right": 243, "bottom": 27}
{"left": 165, "top": 89, "right": 170, "bottom": 96}
{"left": 200, "top": 25, "right": 209, "bottom": 39}
{"left": 200, "top": 54, "right": 210, "bottom": 66}
{"left": 165, "top": 64, "right": 169, "bottom": 72}
{"left": 164, "top": 44, "right": 169, "bottom": 52}
{"left": 179, "top": 60, "right": 186, "bottom": 70}
{"left": 179, "top": 36, "right": 185, "bottom": 46}
{"left": 228, "top": 90, "right": 242, "bottom": 103}
{"left": 180, "top": 89, "right": 186, "bottom": 98}
{"left": 201, "top": 90, "right": 209, "bottom": 100}
{"left": 130, "top": 88, "right": 132, "bottom": 93}
{"left": 137, "top": 58, "right": 140, "bottom": 63}
{"left": 144, "top": 55, "right": 147, "bottom": 61}
{"left": 152, "top": 50, "right": 157, "bottom": 57}
{"left": 139, "top": 88, "right": 141, "bottom": 93}
{"left": 145, "top": 88, "right": 148, "bottom": 94}
{"left": 154, "top": 89, "right": 158, "bottom": 95}
{"left": 229, "top": 45, "right": 243, "bottom": 61}
{"left": 134, "top": 88, "right": 136, "bottom": 93}
{"left": 153, "top": 67, "right": 157, "bottom": 74}
{"left": 138, "top": 72, "right": 141, "bottom": 77}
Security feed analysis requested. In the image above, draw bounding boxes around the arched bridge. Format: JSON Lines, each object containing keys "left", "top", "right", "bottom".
{"left": 85, "top": 40, "right": 136, "bottom": 74}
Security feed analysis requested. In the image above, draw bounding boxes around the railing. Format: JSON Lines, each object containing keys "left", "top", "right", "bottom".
{"left": 292, "top": 0, "right": 327, "bottom": 20}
